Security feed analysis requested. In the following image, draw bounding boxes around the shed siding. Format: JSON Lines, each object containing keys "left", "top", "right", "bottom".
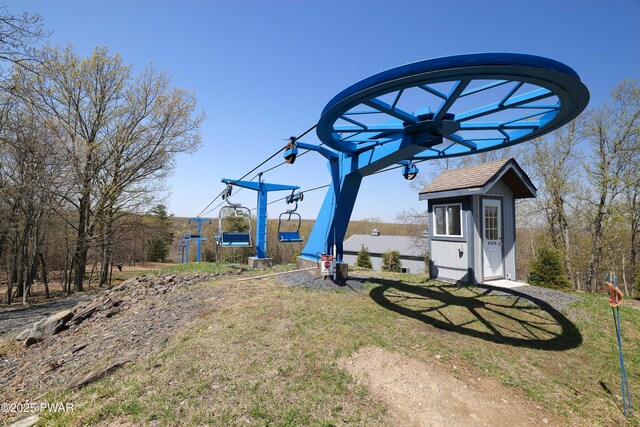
{"left": 484, "top": 180, "right": 516, "bottom": 280}
{"left": 471, "top": 194, "right": 482, "bottom": 284}
{"left": 430, "top": 240, "right": 469, "bottom": 282}
{"left": 428, "top": 196, "right": 473, "bottom": 283}
{"left": 343, "top": 253, "right": 426, "bottom": 273}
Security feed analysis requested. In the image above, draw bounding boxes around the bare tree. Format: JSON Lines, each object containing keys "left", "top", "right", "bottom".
{"left": 622, "top": 114, "right": 640, "bottom": 292}
{"left": 0, "top": 100, "right": 63, "bottom": 303}
{"left": 583, "top": 80, "right": 640, "bottom": 291}
{"left": 0, "top": 6, "right": 48, "bottom": 80}
{"left": 95, "top": 65, "right": 203, "bottom": 284}
{"left": 521, "top": 120, "right": 584, "bottom": 287}
{"left": 15, "top": 46, "right": 203, "bottom": 292}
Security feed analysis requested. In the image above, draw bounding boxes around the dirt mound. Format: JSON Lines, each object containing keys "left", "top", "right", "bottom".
{"left": 340, "top": 346, "right": 565, "bottom": 427}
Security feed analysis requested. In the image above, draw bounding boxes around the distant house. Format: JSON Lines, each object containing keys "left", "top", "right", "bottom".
{"left": 343, "top": 229, "right": 428, "bottom": 273}
{"left": 419, "top": 158, "right": 536, "bottom": 285}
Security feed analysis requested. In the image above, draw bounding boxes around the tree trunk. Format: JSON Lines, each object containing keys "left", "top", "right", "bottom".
{"left": 100, "top": 209, "right": 114, "bottom": 287}
{"left": 558, "top": 209, "right": 576, "bottom": 286}
{"left": 73, "top": 190, "right": 91, "bottom": 292}
{"left": 62, "top": 255, "right": 70, "bottom": 294}
{"left": 622, "top": 257, "right": 630, "bottom": 297}
{"left": 39, "top": 252, "right": 49, "bottom": 298}
{"left": 586, "top": 165, "right": 609, "bottom": 292}
{"left": 630, "top": 190, "right": 639, "bottom": 296}
{"left": 24, "top": 250, "right": 39, "bottom": 304}
{"left": 6, "top": 233, "right": 19, "bottom": 304}
{"left": 14, "top": 221, "right": 31, "bottom": 300}
{"left": 23, "top": 215, "right": 42, "bottom": 304}
{"left": 0, "top": 202, "right": 19, "bottom": 268}
{"left": 88, "top": 261, "right": 98, "bottom": 287}
{"left": 587, "top": 237, "right": 604, "bottom": 293}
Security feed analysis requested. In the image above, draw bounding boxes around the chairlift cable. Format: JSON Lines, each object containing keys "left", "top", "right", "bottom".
{"left": 195, "top": 124, "right": 316, "bottom": 217}
{"left": 233, "top": 125, "right": 317, "bottom": 184}
{"left": 201, "top": 187, "right": 243, "bottom": 217}
{"left": 260, "top": 142, "right": 324, "bottom": 175}
{"left": 202, "top": 155, "right": 407, "bottom": 217}
{"left": 195, "top": 190, "right": 225, "bottom": 218}
{"left": 249, "top": 184, "right": 330, "bottom": 211}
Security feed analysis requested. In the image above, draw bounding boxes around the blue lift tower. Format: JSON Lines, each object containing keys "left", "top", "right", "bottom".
{"left": 283, "top": 53, "right": 589, "bottom": 279}
{"left": 220, "top": 175, "right": 298, "bottom": 269}
{"left": 181, "top": 233, "right": 198, "bottom": 264}
{"left": 186, "top": 217, "right": 211, "bottom": 263}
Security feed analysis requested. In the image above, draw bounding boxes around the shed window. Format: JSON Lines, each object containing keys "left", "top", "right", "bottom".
{"left": 433, "top": 204, "right": 463, "bottom": 237}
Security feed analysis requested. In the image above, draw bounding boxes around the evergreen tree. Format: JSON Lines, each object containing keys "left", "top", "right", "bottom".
{"left": 147, "top": 204, "right": 173, "bottom": 262}
{"left": 382, "top": 250, "right": 402, "bottom": 272}
{"left": 150, "top": 205, "right": 173, "bottom": 242}
{"left": 528, "top": 246, "right": 571, "bottom": 290}
{"left": 356, "top": 245, "right": 372, "bottom": 269}
{"left": 147, "top": 237, "right": 169, "bottom": 262}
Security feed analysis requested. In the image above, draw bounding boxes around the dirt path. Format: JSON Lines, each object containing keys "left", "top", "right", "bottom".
{"left": 340, "top": 346, "right": 566, "bottom": 427}
{"left": 0, "top": 294, "right": 91, "bottom": 340}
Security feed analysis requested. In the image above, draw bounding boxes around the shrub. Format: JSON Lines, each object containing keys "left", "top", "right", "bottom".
{"left": 528, "top": 246, "right": 571, "bottom": 290}
{"left": 356, "top": 245, "right": 372, "bottom": 269}
{"left": 424, "top": 253, "right": 431, "bottom": 276}
{"left": 382, "top": 250, "right": 402, "bottom": 272}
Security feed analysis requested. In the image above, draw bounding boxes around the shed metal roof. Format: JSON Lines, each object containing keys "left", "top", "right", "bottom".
{"left": 419, "top": 158, "right": 536, "bottom": 200}
{"left": 343, "top": 234, "right": 427, "bottom": 257}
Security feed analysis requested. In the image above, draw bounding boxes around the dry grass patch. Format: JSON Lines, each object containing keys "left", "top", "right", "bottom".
{"left": 34, "top": 271, "right": 640, "bottom": 426}
{"left": 40, "top": 281, "right": 391, "bottom": 426}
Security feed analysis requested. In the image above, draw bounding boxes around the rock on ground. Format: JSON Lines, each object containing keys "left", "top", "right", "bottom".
{"left": 23, "top": 309, "right": 74, "bottom": 346}
{"left": 0, "top": 294, "right": 91, "bottom": 340}
{"left": 0, "top": 272, "right": 229, "bottom": 423}
{"left": 8, "top": 414, "right": 39, "bottom": 427}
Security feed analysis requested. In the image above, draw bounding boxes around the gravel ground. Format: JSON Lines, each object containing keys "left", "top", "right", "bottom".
{"left": 276, "top": 269, "right": 582, "bottom": 315}
{"left": 277, "top": 272, "right": 580, "bottom": 313}
{"left": 276, "top": 271, "right": 365, "bottom": 291}
{"left": 480, "top": 283, "right": 580, "bottom": 312}
{"left": 0, "top": 294, "right": 92, "bottom": 340}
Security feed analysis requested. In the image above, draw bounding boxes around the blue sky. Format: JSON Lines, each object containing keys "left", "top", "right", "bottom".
{"left": 12, "top": 0, "right": 640, "bottom": 221}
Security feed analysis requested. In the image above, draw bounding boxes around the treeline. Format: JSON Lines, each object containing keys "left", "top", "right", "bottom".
{"left": 172, "top": 217, "right": 419, "bottom": 265}
{"left": 0, "top": 10, "right": 203, "bottom": 303}
{"left": 516, "top": 79, "right": 640, "bottom": 294}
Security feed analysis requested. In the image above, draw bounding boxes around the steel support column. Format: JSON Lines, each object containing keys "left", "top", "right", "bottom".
{"left": 221, "top": 178, "right": 299, "bottom": 260}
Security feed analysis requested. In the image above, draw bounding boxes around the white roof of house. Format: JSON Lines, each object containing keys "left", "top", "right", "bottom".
{"left": 343, "top": 234, "right": 427, "bottom": 257}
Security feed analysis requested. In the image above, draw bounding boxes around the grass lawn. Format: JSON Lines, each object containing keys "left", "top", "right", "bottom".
{"left": 38, "top": 267, "right": 640, "bottom": 426}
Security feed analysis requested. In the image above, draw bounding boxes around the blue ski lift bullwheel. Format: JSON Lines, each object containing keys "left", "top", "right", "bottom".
{"left": 316, "top": 53, "right": 589, "bottom": 160}
{"left": 293, "top": 53, "right": 589, "bottom": 265}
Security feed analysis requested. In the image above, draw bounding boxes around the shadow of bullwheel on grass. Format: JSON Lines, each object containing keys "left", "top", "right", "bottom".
{"left": 369, "top": 279, "right": 582, "bottom": 351}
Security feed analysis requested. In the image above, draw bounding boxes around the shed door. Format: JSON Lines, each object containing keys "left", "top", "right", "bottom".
{"left": 482, "top": 198, "right": 504, "bottom": 279}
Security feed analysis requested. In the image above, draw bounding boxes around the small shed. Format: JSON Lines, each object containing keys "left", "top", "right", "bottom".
{"left": 419, "top": 158, "right": 536, "bottom": 285}
{"left": 343, "top": 229, "right": 428, "bottom": 273}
